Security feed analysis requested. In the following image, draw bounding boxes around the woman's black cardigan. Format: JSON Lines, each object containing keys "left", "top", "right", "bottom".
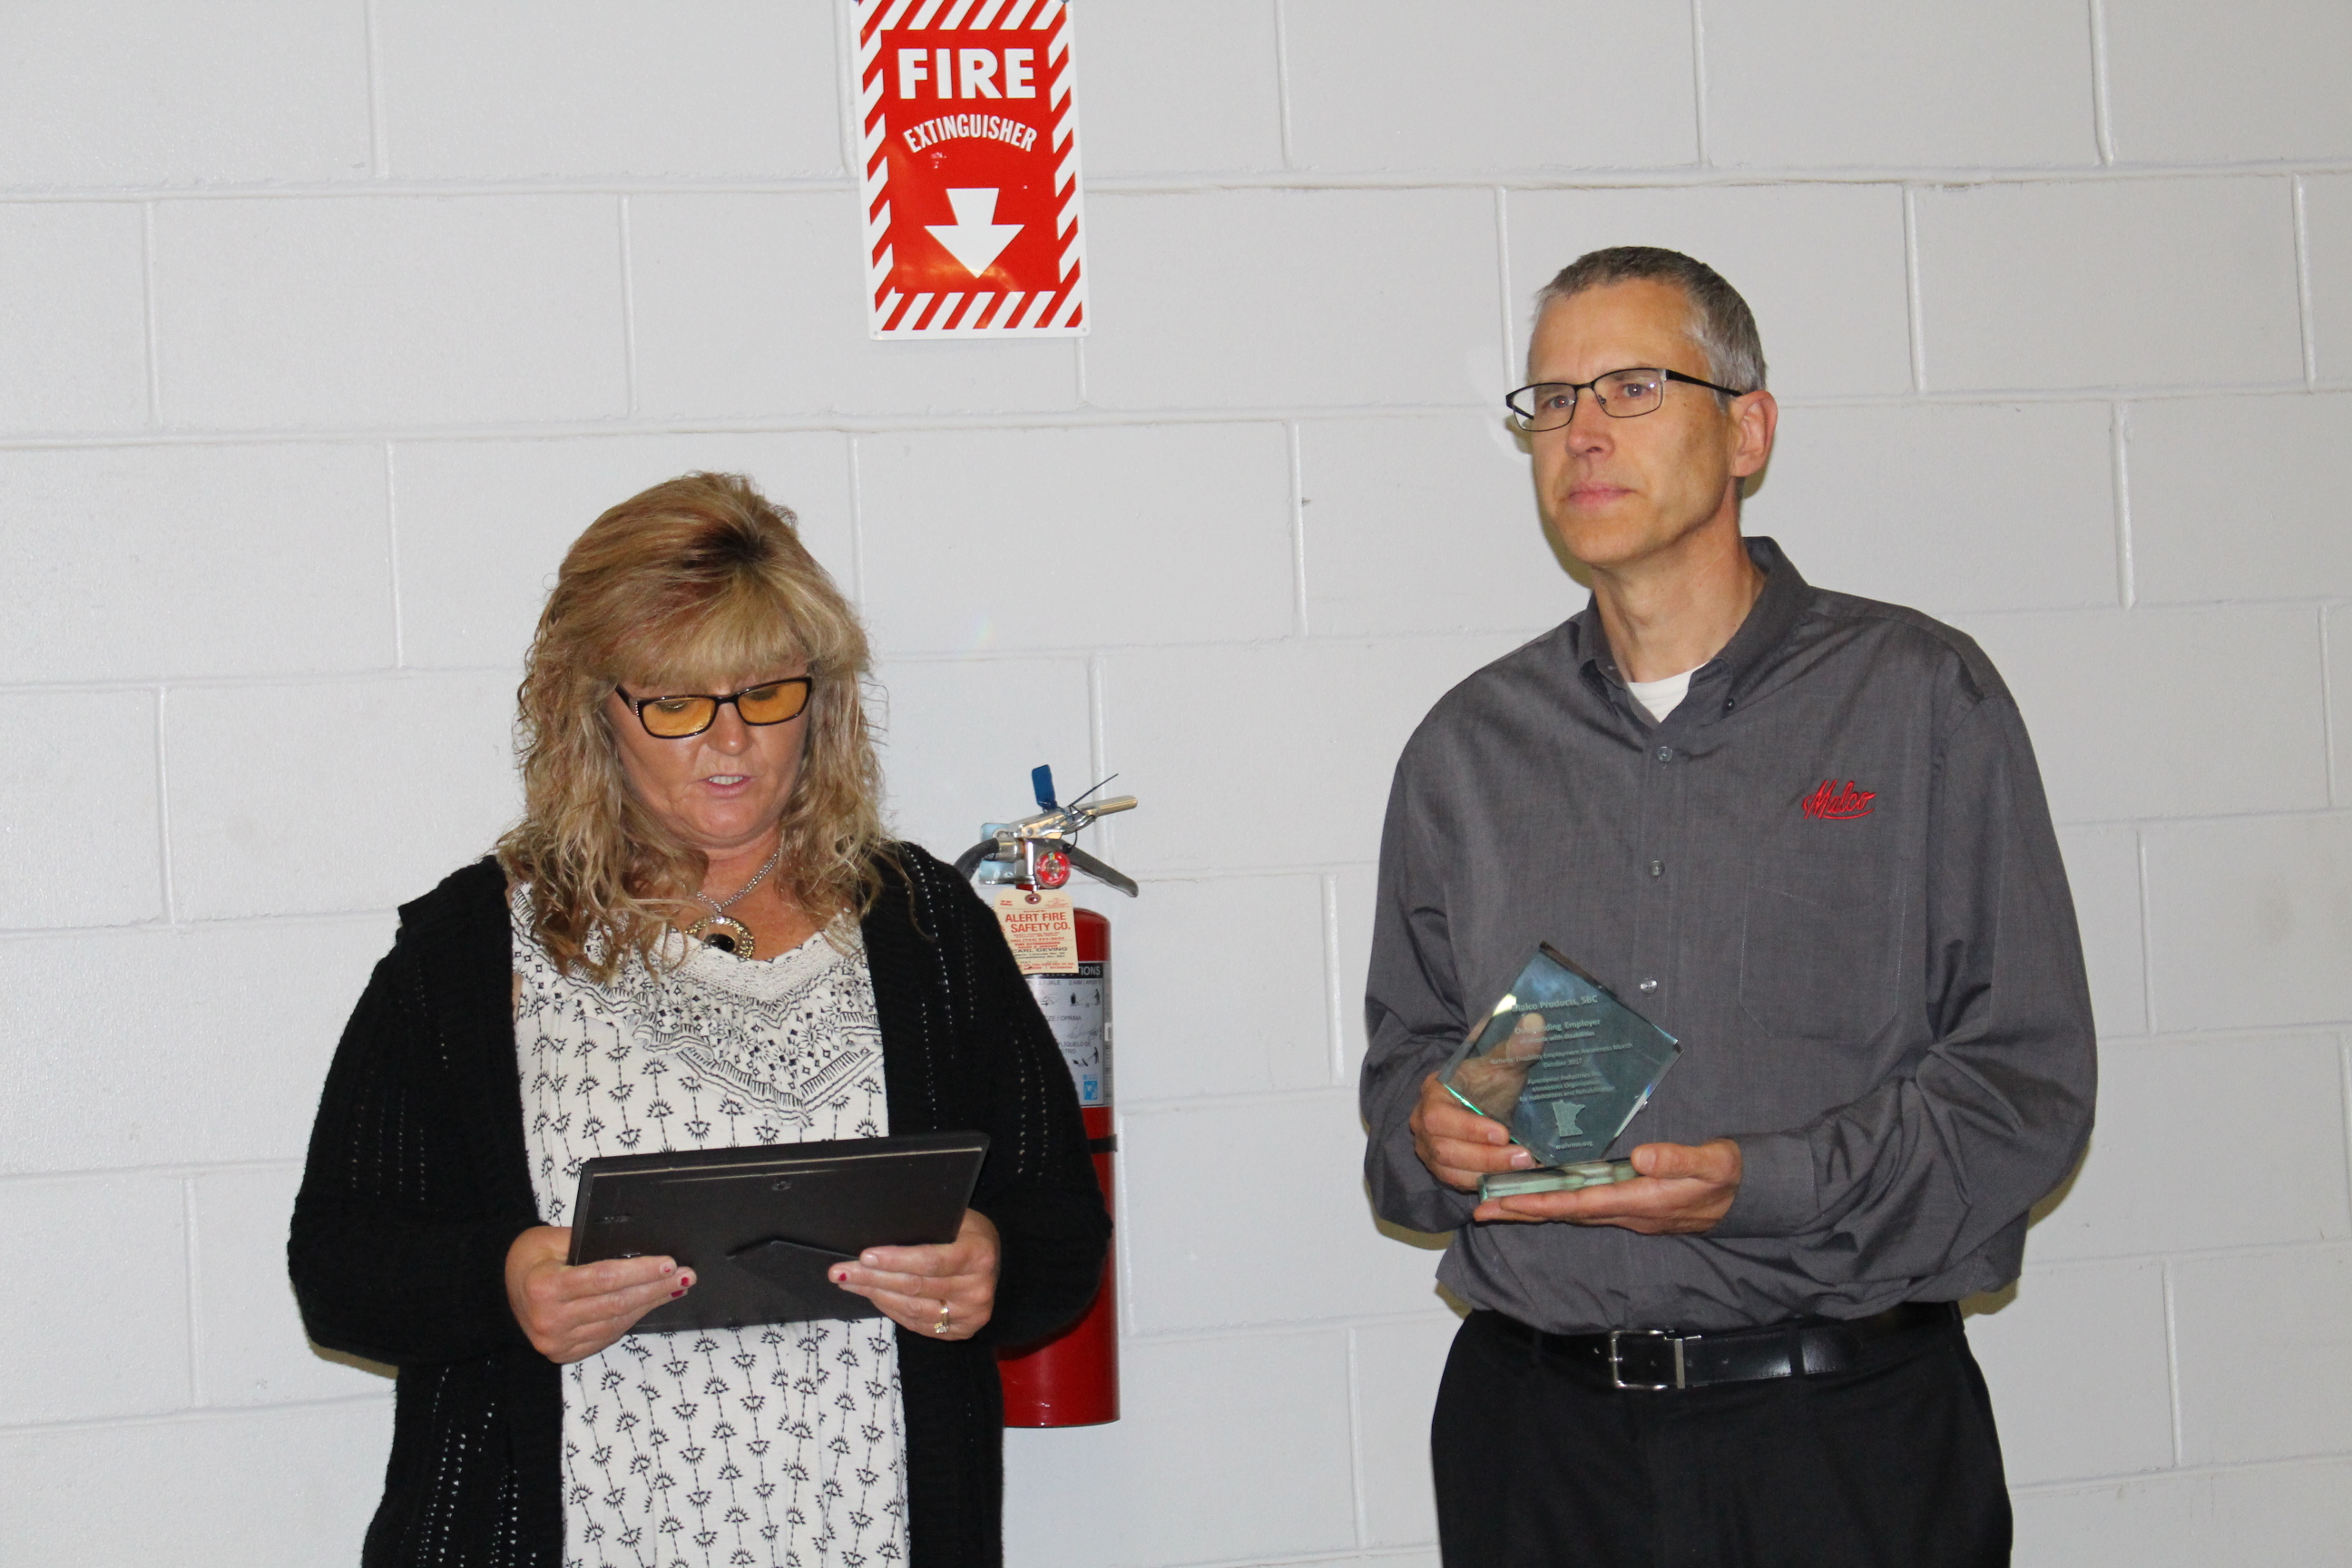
{"left": 289, "top": 845, "right": 1112, "bottom": 1567}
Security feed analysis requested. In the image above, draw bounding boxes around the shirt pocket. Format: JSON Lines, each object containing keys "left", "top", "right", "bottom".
{"left": 1738, "top": 827, "right": 1904, "bottom": 1044}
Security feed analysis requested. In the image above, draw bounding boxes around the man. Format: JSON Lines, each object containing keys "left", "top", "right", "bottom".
{"left": 1359, "top": 246, "right": 2094, "bottom": 1567}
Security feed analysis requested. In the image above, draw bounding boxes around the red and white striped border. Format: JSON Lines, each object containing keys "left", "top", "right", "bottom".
{"left": 855, "top": 0, "right": 1088, "bottom": 338}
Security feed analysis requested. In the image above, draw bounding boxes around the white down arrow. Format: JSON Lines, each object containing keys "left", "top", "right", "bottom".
{"left": 925, "top": 188, "right": 1024, "bottom": 277}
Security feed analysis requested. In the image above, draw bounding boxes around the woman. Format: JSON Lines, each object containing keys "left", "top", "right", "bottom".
{"left": 289, "top": 473, "right": 1111, "bottom": 1568}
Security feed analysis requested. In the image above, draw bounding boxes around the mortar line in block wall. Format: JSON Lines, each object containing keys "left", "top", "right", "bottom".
{"left": 2087, "top": 0, "right": 2116, "bottom": 166}
{"left": 1687, "top": 0, "right": 1711, "bottom": 167}
{"left": 384, "top": 442, "right": 406, "bottom": 668}
{"left": 0, "top": 1391, "right": 394, "bottom": 1438}
{"left": 2001, "top": 1237, "right": 2352, "bottom": 1277}
{"left": 1321, "top": 872, "right": 1347, "bottom": 1084}
{"left": 1097, "top": 161, "right": 2352, "bottom": 189}
{"left": 2009, "top": 1452, "right": 2352, "bottom": 1498}
{"left": 2112, "top": 1017, "right": 2352, "bottom": 1048}
{"left": 1126, "top": 864, "right": 1383, "bottom": 891}
{"left": 2295, "top": 175, "right": 2320, "bottom": 387}
{"left": 2340, "top": 1037, "right": 2352, "bottom": 1252}
{"left": 618, "top": 197, "right": 641, "bottom": 419}
{"left": 1271, "top": 0, "right": 1297, "bottom": 169}
{"left": 3, "top": 178, "right": 869, "bottom": 203}
{"left": 4, "top": 382, "right": 2339, "bottom": 454}
{"left": 827, "top": 0, "right": 858, "bottom": 184}
{"left": 181, "top": 1176, "right": 202, "bottom": 1406}
{"left": 1343, "top": 1328, "right": 1372, "bottom": 1548}
{"left": 152, "top": 685, "right": 178, "bottom": 921}
{"left": 1112, "top": 1101, "right": 1137, "bottom": 1341}
{"left": 1286, "top": 420, "right": 1310, "bottom": 637}
{"left": 1967, "top": 599, "right": 2352, "bottom": 631}
{"left": 1085, "top": 653, "right": 1114, "bottom": 866}
{"left": 1121, "top": 858, "right": 1384, "bottom": 883}
{"left": 0, "top": 626, "right": 1534, "bottom": 690}
{"left": 5, "top": 655, "right": 2352, "bottom": 739}
{"left": 2132, "top": 827, "right": 2160, "bottom": 1035}
{"left": 2161, "top": 1259, "right": 2185, "bottom": 1466}
{"left": 1902, "top": 187, "right": 1926, "bottom": 395}
{"left": 1161, "top": 1547, "right": 1442, "bottom": 1568}
{"left": 1122, "top": 1314, "right": 1463, "bottom": 1350}
{"left": 2111, "top": 402, "right": 2134, "bottom": 609}
{"left": 22, "top": 160, "right": 2352, "bottom": 203}
{"left": 874, "top": 622, "right": 1542, "bottom": 661}
{"left": 1493, "top": 185, "right": 1520, "bottom": 386}
{"left": 1122, "top": 1080, "right": 1360, "bottom": 1112}
{"left": 139, "top": 202, "right": 162, "bottom": 426}
{"left": 2324, "top": 608, "right": 2343, "bottom": 808}
{"left": 0, "top": 669, "right": 533, "bottom": 698}
{"left": 0, "top": 906, "right": 397, "bottom": 946}
{"left": 363, "top": 0, "right": 391, "bottom": 179}
{"left": 0, "top": 1158, "right": 304, "bottom": 1188}
{"left": 843, "top": 435, "right": 867, "bottom": 612}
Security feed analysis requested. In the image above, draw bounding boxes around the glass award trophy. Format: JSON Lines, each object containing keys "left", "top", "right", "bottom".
{"left": 1440, "top": 944, "right": 1681, "bottom": 1200}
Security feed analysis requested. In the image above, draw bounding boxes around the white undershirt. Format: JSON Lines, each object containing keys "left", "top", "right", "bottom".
{"left": 1625, "top": 666, "right": 1698, "bottom": 723}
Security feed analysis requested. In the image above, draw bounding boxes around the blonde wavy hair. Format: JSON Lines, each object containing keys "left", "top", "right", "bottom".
{"left": 496, "top": 473, "right": 891, "bottom": 980}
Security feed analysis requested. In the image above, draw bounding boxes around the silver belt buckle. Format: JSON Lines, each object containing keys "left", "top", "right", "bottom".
{"left": 1606, "top": 1328, "right": 1687, "bottom": 1391}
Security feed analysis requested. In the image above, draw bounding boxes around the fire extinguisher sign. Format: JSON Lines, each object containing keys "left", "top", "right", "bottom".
{"left": 851, "top": 0, "right": 1088, "bottom": 338}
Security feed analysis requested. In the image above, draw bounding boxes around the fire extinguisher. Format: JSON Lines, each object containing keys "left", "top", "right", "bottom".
{"left": 954, "top": 765, "right": 1136, "bottom": 1427}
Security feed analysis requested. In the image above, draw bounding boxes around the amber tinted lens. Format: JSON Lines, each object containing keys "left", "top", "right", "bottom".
{"left": 735, "top": 680, "right": 810, "bottom": 725}
{"left": 638, "top": 695, "right": 719, "bottom": 737}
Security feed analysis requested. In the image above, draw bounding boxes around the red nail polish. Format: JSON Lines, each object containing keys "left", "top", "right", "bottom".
{"left": 671, "top": 1288, "right": 686, "bottom": 1299}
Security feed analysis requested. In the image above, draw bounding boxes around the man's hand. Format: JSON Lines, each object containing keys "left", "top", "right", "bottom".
{"left": 1475, "top": 1138, "right": 1742, "bottom": 1232}
{"left": 1410, "top": 1071, "right": 1542, "bottom": 1190}
{"left": 1411, "top": 1073, "right": 1742, "bottom": 1234}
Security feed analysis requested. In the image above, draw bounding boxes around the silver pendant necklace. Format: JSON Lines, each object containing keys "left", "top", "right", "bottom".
{"left": 683, "top": 838, "right": 785, "bottom": 959}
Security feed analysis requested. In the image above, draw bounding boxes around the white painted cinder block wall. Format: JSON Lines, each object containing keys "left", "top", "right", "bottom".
{"left": 4, "top": 2, "right": 2349, "bottom": 1563}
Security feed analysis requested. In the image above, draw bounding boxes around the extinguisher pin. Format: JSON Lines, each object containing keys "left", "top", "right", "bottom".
{"left": 949, "top": 780, "right": 1142, "bottom": 895}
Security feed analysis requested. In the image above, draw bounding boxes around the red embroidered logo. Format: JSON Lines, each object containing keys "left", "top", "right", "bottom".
{"left": 1801, "top": 779, "right": 1877, "bottom": 820}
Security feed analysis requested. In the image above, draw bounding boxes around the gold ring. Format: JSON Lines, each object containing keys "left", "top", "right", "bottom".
{"left": 935, "top": 1303, "right": 952, "bottom": 1335}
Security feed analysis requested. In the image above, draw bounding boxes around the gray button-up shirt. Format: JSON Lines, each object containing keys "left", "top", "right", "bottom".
{"left": 1361, "top": 538, "right": 2096, "bottom": 1333}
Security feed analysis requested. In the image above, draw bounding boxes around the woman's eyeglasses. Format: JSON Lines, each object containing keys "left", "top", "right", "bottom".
{"left": 615, "top": 677, "right": 813, "bottom": 739}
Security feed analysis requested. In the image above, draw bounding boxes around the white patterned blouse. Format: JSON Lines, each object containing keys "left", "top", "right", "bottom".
{"left": 513, "top": 894, "right": 910, "bottom": 1568}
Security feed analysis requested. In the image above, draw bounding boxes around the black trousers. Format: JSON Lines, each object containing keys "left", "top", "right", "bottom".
{"left": 1431, "top": 1308, "right": 2012, "bottom": 1568}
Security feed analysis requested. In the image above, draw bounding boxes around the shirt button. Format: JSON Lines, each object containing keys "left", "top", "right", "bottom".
{"left": 1654, "top": 746, "right": 1674, "bottom": 763}
{"left": 1638, "top": 978, "right": 1660, "bottom": 995}
{"left": 1648, "top": 860, "right": 1663, "bottom": 877}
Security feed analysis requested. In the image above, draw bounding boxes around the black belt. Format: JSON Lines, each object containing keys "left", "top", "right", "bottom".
{"left": 1479, "top": 1300, "right": 1958, "bottom": 1391}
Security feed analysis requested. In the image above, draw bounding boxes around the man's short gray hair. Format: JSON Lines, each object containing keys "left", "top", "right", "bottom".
{"left": 1533, "top": 246, "right": 1768, "bottom": 397}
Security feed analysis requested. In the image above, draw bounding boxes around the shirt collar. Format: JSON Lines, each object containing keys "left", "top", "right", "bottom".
{"left": 1571, "top": 536, "right": 1811, "bottom": 714}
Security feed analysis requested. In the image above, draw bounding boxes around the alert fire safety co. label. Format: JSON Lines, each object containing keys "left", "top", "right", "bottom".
{"left": 992, "top": 888, "right": 1080, "bottom": 975}
{"left": 853, "top": 0, "right": 1088, "bottom": 338}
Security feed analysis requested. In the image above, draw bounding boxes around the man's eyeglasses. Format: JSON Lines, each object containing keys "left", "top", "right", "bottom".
{"left": 615, "top": 677, "right": 813, "bottom": 739}
{"left": 1504, "top": 368, "right": 1749, "bottom": 433}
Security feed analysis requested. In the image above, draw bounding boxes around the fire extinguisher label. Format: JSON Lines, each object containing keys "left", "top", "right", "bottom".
{"left": 1029, "top": 961, "right": 1109, "bottom": 1108}
{"left": 992, "top": 889, "right": 1080, "bottom": 974}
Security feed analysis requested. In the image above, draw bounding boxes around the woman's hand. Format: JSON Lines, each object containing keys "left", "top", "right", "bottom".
{"left": 505, "top": 1225, "right": 693, "bottom": 1365}
{"left": 829, "top": 1209, "right": 1001, "bottom": 1340}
